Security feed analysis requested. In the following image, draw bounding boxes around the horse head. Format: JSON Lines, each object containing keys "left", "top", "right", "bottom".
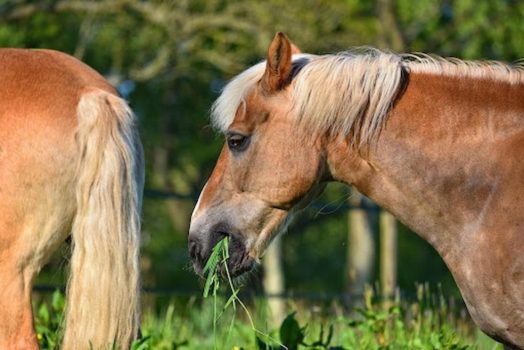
{"left": 188, "top": 33, "right": 326, "bottom": 277}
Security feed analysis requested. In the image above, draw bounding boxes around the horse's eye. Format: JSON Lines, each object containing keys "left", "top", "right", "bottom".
{"left": 226, "top": 133, "right": 250, "bottom": 152}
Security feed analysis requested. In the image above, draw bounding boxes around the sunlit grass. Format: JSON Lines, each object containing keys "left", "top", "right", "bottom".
{"left": 33, "top": 271, "right": 503, "bottom": 350}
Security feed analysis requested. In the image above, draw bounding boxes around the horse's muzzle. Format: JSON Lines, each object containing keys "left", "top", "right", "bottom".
{"left": 188, "top": 222, "right": 254, "bottom": 278}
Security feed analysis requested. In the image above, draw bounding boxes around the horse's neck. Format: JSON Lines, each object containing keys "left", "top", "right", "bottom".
{"left": 345, "top": 71, "right": 524, "bottom": 343}
{"left": 327, "top": 71, "right": 524, "bottom": 258}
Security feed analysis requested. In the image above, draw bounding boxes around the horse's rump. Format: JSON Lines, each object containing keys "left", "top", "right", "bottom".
{"left": 0, "top": 49, "right": 144, "bottom": 349}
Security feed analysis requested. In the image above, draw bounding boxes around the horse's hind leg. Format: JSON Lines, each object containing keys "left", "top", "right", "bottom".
{"left": 0, "top": 227, "right": 71, "bottom": 349}
{"left": 0, "top": 273, "right": 38, "bottom": 349}
{"left": 0, "top": 229, "right": 39, "bottom": 350}
{"left": 0, "top": 201, "right": 73, "bottom": 349}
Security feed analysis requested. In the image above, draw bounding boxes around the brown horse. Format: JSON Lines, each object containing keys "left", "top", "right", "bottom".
{"left": 0, "top": 49, "right": 144, "bottom": 349}
{"left": 189, "top": 33, "right": 524, "bottom": 349}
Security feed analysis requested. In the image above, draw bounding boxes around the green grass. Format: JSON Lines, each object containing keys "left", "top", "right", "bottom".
{"left": 33, "top": 244, "right": 502, "bottom": 350}
{"left": 200, "top": 237, "right": 284, "bottom": 350}
{"left": 34, "top": 287, "right": 502, "bottom": 350}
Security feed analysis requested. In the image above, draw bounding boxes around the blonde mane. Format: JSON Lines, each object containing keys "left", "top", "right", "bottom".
{"left": 211, "top": 49, "right": 524, "bottom": 147}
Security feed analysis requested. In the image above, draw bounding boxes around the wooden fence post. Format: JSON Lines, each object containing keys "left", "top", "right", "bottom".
{"left": 263, "top": 235, "right": 285, "bottom": 327}
{"left": 376, "top": 0, "right": 402, "bottom": 309}
{"left": 346, "top": 189, "right": 375, "bottom": 307}
{"left": 379, "top": 210, "right": 397, "bottom": 306}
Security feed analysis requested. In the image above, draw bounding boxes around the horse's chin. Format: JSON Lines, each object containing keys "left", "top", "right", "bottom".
{"left": 228, "top": 256, "right": 256, "bottom": 278}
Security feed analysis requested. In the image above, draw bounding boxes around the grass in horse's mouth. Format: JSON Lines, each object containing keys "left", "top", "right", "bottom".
{"left": 202, "top": 237, "right": 284, "bottom": 349}
{"left": 202, "top": 237, "right": 230, "bottom": 298}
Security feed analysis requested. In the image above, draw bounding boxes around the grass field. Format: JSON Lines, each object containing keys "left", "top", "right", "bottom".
{"left": 32, "top": 240, "right": 502, "bottom": 349}
{"left": 33, "top": 238, "right": 501, "bottom": 349}
{"left": 34, "top": 286, "right": 502, "bottom": 350}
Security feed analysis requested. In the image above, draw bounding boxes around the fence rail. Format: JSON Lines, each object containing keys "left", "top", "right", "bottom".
{"left": 32, "top": 284, "right": 465, "bottom": 307}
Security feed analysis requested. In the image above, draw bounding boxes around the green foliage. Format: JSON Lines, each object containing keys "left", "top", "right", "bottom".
{"left": 279, "top": 312, "right": 306, "bottom": 349}
{"left": 34, "top": 288, "right": 501, "bottom": 350}
{"left": 342, "top": 306, "right": 467, "bottom": 350}
{"left": 131, "top": 304, "right": 188, "bottom": 350}
{"left": 34, "top": 290, "right": 65, "bottom": 349}
{"left": 257, "top": 312, "right": 334, "bottom": 350}
{"left": 395, "top": 0, "right": 524, "bottom": 60}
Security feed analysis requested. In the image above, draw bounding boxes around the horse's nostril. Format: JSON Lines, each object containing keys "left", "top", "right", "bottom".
{"left": 188, "top": 237, "right": 201, "bottom": 260}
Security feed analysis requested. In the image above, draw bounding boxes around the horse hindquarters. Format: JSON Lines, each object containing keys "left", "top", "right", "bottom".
{"left": 0, "top": 94, "right": 79, "bottom": 349}
{"left": 61, "top": 89, "right": 144, "bottom": 350}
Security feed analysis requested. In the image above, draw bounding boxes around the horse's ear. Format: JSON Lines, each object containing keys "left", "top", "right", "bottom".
{"left": 261, "top": 32, "right": 293, "bottom": 93}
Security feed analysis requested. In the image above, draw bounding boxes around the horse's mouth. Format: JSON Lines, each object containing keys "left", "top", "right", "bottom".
{"left": 191, "top": 247, "right": 255, "bottom": 279}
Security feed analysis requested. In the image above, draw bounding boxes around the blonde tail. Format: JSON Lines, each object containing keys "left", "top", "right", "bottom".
{"left": 63, "top": 89, "right": 144, "bottom": 349}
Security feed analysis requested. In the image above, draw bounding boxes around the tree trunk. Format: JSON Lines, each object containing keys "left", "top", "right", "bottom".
{"left": 377, "top": 0, "right": 405, "bottom": 52}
